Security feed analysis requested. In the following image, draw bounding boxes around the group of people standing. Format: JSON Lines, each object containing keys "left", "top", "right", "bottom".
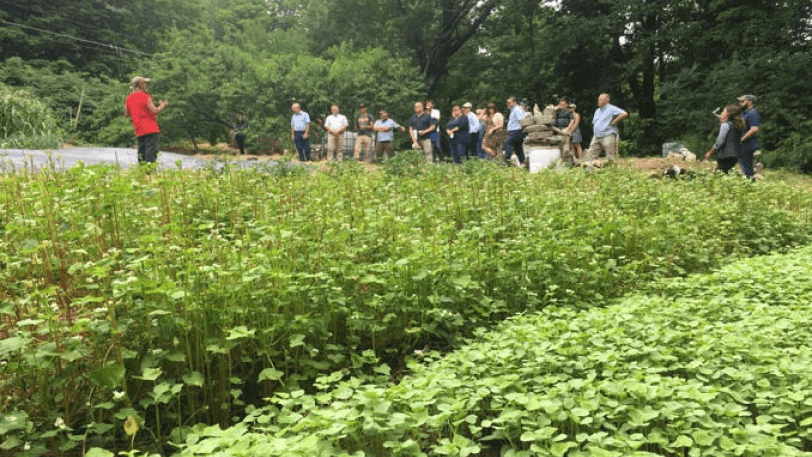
{"left": 289, "top": 102, "right": 405, "bottom": 163}
{"left": 287, "top": 96, "right": 615, "bottom": 166}
{"left": 704, "top": 95, "right": 761, "bottom": 179}
{"left": 126, "top": 74, "right": 759, "bottom": 178}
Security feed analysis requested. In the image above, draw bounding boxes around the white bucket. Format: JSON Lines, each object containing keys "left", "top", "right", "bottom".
{"left": 526, "top": 146, "right": 561, "bottom": 173}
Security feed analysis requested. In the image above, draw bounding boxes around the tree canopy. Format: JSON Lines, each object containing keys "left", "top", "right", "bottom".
{"left": 1, "top": 0, "right": 811, "bottom": 166}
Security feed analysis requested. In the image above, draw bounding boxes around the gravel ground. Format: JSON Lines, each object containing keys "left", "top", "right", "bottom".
{"left": 0, "top": 148, "right": 278, "bottom": 172}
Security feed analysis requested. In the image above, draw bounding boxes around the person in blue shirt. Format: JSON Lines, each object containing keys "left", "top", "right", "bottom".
{"left": 462, "top": 102, "right": 481, "bottom": 159}
{"left": 476, "top": 109, "right": 488, "bottom": 159}
{"left": 445, "top": 105, "right": 470, "bottom": 164}
{"left": 289, "top": 103, "right": 311, "bottom": 161}
{"left": 584, "top": 93, "right": 628, "bottom": 162}
{"left": 737, "top": 94, "right": 761, "bottom": 179}
{"left": 504, "top": 97, "right": 526, "bottom": 166}
{"left": 372, "top": 110, "right": 405, "bottom": 161}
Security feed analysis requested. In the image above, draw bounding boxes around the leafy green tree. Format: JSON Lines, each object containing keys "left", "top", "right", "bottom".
{"left": 304, "top": 0, "right": 501, "bottom": 97}
{"left": 0, "top": 0, "right": 202, "bottom": 76}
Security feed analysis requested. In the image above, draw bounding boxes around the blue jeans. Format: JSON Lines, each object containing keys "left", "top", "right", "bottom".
{"left": 137, "top": 133, "right": 159, "bottom": 163}
{"left": 467, "top": 132, "right": 479, "bottom": 158}
{"left": 477, "top": 126, "right": 487, "bottom": 158}
{"left": 294, "top": 131, "right": 311, "bottom": 161}
{"left": 504, "top": 130, "right": 525, "bottom": 164}
{"left": 450, "top": 139, "right": 465, "bottom": 164}
{"left": 739, "top": 148, "right": 755, "bottom": 178}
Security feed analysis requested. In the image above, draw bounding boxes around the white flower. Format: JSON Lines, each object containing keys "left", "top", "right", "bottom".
{"left": 24, "top": 442, "right": 30, "bottom": 450}
{"left": 113, "top": 390, "right": 125, "bottom": 400}
{"left": 54, "top": 417, "right": 66, "bottom": 428}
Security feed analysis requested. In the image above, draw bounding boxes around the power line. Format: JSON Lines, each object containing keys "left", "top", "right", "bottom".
{"left": 0, "top": 19, "right": 151, "bottom": 56}
{"left": 4, "top": 27, "right": 130, "bottom": 57}
{"left": 0, "top": 0, "right": 135, "bottom": 41}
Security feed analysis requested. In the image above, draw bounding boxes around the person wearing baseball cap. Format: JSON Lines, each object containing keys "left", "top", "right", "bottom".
{"left": 125, "top": 76, "right": 168, "bottom": 164}
{"left": 461, "top": 102, "right": 481, "bottom": 159}
{"left": 737, "top": 94, "right": 760, "bottom": 179}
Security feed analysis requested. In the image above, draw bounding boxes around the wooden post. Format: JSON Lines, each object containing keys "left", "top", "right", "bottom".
{"left": 74, "top": 86, "right": 85, "bottom": 130}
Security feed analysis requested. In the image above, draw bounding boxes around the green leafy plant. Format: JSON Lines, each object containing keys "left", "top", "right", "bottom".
{"left": 1, "top": 164, "right": 811, "bottom": 455}
{"left": 0, "top": 85, "right": 61, "bottom": 148}
{"left": 382, "top": 149, "right": 428, "bottom": 177}
{"left": 181, "top": 244, "right": 812, "bottom": 456}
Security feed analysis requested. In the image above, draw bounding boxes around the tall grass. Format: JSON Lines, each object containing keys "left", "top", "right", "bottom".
{"left": 0, "top": 85, "right": 61, "bottom": 149}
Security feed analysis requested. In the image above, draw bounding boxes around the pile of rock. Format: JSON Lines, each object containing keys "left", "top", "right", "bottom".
{"left": 520, "top": 104, "right": 577, "bottom": 166}
{"left": 665, "top": 147, "right": 697, "bottom": 162}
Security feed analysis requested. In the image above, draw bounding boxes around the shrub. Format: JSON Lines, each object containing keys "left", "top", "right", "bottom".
{"left": 761, "top": 123, "right": 812, "bottom": 174}
{"left": 0, "top": 85, "right": 61, "bottom": 147}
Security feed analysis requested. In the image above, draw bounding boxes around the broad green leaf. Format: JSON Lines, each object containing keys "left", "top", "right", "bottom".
{"left": 88, "top": 364, "right": 126, "bottom": 388}
{"left": 183, "top": 371, "right": 205, "bottom": 387}
{"left": 258, "top": 368, "right": 284, "bottom": 382}
{"left": 136, "top": 368, "right": 162, "bottom": 381}
{"left": 0, "top": 337, "right": 32, "bottom": 357}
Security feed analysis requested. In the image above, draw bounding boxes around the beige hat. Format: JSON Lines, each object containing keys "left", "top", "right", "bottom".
{"left": 462, "top": 102, "right": 473, "bottom": 108}
{"left": 131, "top": 76, "right": 150, "bottom": 90}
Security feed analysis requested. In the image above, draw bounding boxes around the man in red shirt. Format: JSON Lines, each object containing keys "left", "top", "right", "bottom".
{"left": 125, "top": 76, "right": 169, "bottom": 163}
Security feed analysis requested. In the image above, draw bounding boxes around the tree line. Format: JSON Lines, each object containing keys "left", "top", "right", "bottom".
{"left": 1, "top": 0, "right": 811, "bottom": 170}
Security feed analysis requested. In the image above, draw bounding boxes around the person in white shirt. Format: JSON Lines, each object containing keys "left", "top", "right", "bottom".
{"left": 426, "top": 100, "right": 442, "bottom": 162}
{"left": 324, "top": 104, "right": 349, "bottom": 161}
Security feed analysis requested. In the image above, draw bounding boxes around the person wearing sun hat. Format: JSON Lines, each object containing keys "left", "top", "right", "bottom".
{"left": 124, "top": 76, "right": 169, "bottom": 163}
{"left": 737, "top": 94, "right": 760, "bottom": 179}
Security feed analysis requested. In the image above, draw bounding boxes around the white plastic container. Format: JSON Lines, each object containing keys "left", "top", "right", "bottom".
{"left": 525, "top": 146, "right": 561, "bottom": 173}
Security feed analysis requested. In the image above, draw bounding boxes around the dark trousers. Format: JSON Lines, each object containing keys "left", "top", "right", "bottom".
{"left": 717, "top": 157, "right": 738, "bottom": 174}
{"left": 450, "top": 139, "right": 465, "bottom": 164}
{"left": 431, "top": 141, "right": 443, "bottom": 162}
{"left": 739, "top": 149, "right": 755, "bottom": 178}
{"left": 477, "top": 127, "right": 486, "bottom": 158}
{"left": 467, "top": 132, "right": 480, "bottom": 158}
{"left": 235, "top": 134, "right": 246, "bottom": 155}
{"left": 137, "top": 133, "right": 159, "bottom": 163}
{"left": 504, "top": 130, "right": 525, "bottom": 164}
{"left": 294, "top": 131, "right": 311, "bottom": 161}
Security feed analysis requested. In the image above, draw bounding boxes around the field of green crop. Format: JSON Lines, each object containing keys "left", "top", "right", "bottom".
{"left": 1, "top": 156, "right": 811, "bottom": 455}
{"left": 178, "top": 244, "right": 812, "bottom": 457}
